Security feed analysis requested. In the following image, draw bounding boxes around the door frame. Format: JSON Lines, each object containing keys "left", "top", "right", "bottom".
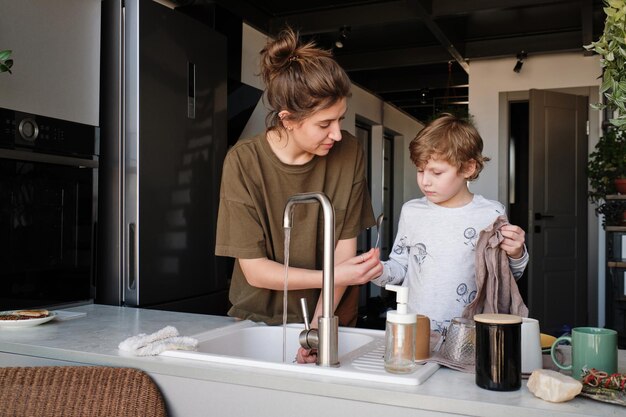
{"left": 498, "top": 86, "right": 602, "bottom": 326}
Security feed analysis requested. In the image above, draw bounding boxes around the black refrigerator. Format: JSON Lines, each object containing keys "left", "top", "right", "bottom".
{"left": 98, "top": 0, "right": 230, "bottom": 314}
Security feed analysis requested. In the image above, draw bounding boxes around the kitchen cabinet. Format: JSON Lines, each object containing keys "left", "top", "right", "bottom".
{"left": 605, "top": 195, "right": 626, "bottom": 348}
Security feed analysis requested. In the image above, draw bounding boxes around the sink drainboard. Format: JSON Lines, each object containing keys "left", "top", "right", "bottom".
{"left": 351, "top": 339, "right": 386, "bottom": 371}
{"left": 350, "top": 340, "right": 440, "bottom": 386}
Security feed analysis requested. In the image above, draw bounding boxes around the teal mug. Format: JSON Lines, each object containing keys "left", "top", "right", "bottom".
{"left": 550, "top": 327, "right": 618, "bottom": 380}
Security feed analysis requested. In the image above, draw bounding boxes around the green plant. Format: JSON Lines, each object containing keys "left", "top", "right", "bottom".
{"left": 0, "top": 49, "right": 13, "bottom": 74}
{"left": 595, "top": 199, "right": 626, "bottom": 227}
{"left": 584, "top": 0, "right": 626, "bottom": 128}
{"left": 587, "top": 128, "right": 626, "bottom": 204}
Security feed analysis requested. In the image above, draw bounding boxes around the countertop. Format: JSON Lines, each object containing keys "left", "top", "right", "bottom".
{"left": 0, "top": 304, "right": 624, "bottom": 417}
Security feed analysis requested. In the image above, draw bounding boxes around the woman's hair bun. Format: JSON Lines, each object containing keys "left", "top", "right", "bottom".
{"left": 259, "top": 28, "right": 298, "bottom": 85}
{"left": 258, "top": 26, "right": 351, "bottom": 131}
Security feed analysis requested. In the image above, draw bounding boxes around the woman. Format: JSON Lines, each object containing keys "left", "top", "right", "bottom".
{"left": 215, "top": 28, "right": 381, "bottom": 346}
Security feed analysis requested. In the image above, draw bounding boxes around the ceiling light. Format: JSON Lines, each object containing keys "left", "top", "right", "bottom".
{"left": 335, "top": 26, "right": 350, "bottom": 49}
{"left": 420, "top": 89, "right": 429, "bottom": 105}
{"left": 513, "top": 51, "right": 527, "bottom": 73}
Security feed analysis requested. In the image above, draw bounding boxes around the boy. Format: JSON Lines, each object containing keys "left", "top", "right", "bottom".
{"left": 372, "top": 114, "right": 528, "bottom": 333}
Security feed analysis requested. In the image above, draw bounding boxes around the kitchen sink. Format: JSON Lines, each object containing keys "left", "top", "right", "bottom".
{"left": 160, "top": 321, "right": 439, "bottom": 385}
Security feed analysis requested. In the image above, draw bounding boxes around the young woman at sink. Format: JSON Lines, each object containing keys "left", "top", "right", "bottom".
{"left": 215, "top": 27, "right": 383, "bottom": 362}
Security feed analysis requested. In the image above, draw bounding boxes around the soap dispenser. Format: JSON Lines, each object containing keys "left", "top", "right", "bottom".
{"left": 384, "top": 284, "right": 417, "bottom": 373}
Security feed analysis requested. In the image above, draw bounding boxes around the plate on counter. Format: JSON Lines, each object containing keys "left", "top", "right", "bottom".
{"left": 0, "top": 311, "right": 56, "bottom": 329}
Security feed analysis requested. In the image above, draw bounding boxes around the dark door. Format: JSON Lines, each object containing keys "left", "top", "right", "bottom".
{"left": 528, "top": 89, "right": 588, "bottom": 333}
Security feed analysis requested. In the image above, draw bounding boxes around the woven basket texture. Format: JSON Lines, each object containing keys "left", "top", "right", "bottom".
{"left": 0, "top": 366, "right": 168, "bottom": 417}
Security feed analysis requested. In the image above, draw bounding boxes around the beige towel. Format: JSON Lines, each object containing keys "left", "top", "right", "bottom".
{"left": 463, "top": 215, "right": 528, "bottom": 319}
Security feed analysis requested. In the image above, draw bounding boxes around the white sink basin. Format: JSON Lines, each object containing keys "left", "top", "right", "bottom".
{"left": 160, "top": 321, "right": 439, "bottom": 385}
{"left": 190, "top": 322, "right": 373, "bottom": 361}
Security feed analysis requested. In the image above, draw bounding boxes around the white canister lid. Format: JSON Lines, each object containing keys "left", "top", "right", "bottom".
{"left": 473, "top": 313, "right": 522, "bottom": 324}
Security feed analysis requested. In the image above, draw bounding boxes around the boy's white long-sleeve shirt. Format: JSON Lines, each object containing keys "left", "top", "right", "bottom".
{"left": 373, "top": 195, "right": 528, "bottom": 333}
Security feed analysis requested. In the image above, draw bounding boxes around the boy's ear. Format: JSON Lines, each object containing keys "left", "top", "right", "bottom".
{"left": 463, "top": 159, "right": 477, "bottom": 179}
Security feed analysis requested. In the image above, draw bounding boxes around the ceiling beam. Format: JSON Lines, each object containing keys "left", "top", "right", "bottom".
{"left": 464, "top": 30, "right": 583, "bottom": 58}
{"left": 268, "top": 1, "right": 419, "bottom": 35}
{"left": 430, "top": 0, "right": 573, "bottom": 16}
{"left": 259, "top": 0, "right": 579, "bottom": 34}
{"left": 581, "top": 0, "right": 594, "bottom": 56}
{"left": 408, "top": 0, "right": 470, "bottom": 73}
{"left": 336, "top": 30, "right": 583, "bottom": 71}
{"left": 213, "top": 0, "right": 272, "bottom": 32}
{"left": 336, "top": 45, "right": 453, "bottom": 71}
{"left": 351, "top": 69, "right": 467, "bottom": 93}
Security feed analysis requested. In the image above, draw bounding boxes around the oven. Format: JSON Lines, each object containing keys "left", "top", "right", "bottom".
{"left": 0, "top": 107, "right": 98, "bottom": 310}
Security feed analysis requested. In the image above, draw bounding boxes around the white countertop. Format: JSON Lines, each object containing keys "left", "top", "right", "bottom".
{"left": 0, "top": 304, "right": 624, "bottom": 417}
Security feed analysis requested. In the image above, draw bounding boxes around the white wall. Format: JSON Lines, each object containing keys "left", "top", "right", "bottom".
{"left": 468, "top": 52, "right": 601, "bottom": 199}
{"left": 0, "top": 0, "right": 101, "bottom": 126}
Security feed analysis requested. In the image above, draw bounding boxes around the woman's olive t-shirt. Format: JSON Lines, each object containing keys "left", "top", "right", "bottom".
{"left": 215, "top": 130, "right": 375, "bottom": 325}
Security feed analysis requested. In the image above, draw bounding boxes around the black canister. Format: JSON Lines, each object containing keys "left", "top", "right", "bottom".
{"left": 474, "top": 313, "right": 522, "bottom": 391}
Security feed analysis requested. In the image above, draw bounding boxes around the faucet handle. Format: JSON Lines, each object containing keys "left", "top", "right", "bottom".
{"left": 299, "top": 298, "right": 311, "bottom": 331}
{"left": 299, "top": 297, "right": 319, "bottom": 351}
{"left": 299, "top": 327, "right": 319, "bottom": 351}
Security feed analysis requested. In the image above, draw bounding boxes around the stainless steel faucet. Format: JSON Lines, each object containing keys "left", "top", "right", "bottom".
{"left": 283, "top": 192, "right": 339, "bottom": 367}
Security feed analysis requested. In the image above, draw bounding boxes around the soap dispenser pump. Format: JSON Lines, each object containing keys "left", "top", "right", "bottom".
{"left": 384, "top": 284, "right": 417, "bottom": 373}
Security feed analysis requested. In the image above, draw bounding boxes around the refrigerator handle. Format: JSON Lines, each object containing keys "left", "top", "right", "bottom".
{"left": 187, "top": 61, "right": 195, "bottom": 119}
{"left": 128, "top": 222, "right": 137, "bottom": 290}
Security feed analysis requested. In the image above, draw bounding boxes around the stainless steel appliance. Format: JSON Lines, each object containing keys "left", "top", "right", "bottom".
{"left": 0, "top": 107, "right": 98, "bottom": 310}
{"left": 98, "top": 0, "right": 229, "bottom": 314}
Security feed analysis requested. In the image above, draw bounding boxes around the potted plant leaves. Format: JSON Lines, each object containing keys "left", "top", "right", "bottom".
{"left": 584, "top": 0, "right": 626, "bottom": 129}
{"left": 587, "top": 128, "right": 626, "bottom": 226}
{"left": 584, "top": 0, "right": 626, "bottom": 226}
{"left": 0, "top": 49, "right": 13, "bottom": 74}
{"left": 595, "top": 198, "right": 626, "bottom": 227}
{"left": 587, "top": 128, "right": 626, "bottom": 202}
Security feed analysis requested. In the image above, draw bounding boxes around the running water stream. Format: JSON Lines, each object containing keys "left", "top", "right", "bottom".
{"left": 282, "top": 227, "right": 291, "bottom": 363}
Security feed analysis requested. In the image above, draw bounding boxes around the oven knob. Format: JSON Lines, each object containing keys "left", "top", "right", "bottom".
{"left": 18, "top": 118, "right": 39, "bottom": 141}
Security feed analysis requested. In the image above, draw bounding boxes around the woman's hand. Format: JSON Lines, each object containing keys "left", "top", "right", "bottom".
{"left": 295, "top": 347, "right": 317, "bottom": 364}
{"left": 499, "top": 224, "right": 526, "bottom": 259}
{"left": 333, "top": 248, "right": 383, "bottom": 286}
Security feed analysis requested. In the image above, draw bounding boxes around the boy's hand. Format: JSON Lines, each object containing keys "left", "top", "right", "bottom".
{"left": 499, "top": 224, "right": 525, "bottom": 259}
{"left": 334, "top": 248, "right": 383, "bottom": 286}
